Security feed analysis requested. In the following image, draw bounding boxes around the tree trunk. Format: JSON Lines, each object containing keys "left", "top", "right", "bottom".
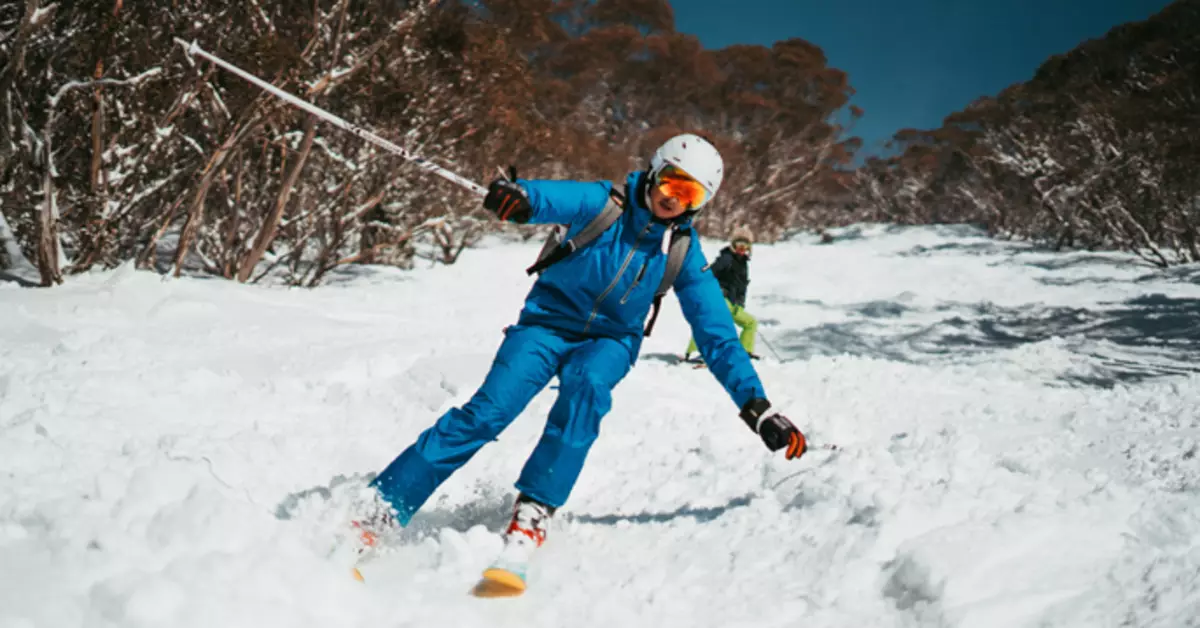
{"left": 220, "top": 155, "right": 244, "bottom": 277}
{"left": 173, "top": 116, "right": 265, "bottom": 277}
{"left": 90, "top": 61, "right": 106, "bottom": 192}
{"left": 236, "top": 115, "right": 316, "bottom": 282}
{"left": 36, "top": 164, "right": 62, "bottom": 286}
{"left": 0, "top": 0, "right": 51, "bottom": 170}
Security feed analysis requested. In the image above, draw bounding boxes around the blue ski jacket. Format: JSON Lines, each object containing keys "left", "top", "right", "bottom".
{"left": 514, "top": 171, "right": 766, "bottom": 409}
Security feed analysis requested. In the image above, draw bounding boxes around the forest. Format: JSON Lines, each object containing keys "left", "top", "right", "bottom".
{"left": 851, "top": 0, "right": 1199, "bottom": 268}
{"left": 1, "top": 0, "right": 1195, "bottom": 287}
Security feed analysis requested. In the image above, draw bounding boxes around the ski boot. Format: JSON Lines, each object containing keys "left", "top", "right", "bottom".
{"left": 472, "top": 494, "right": 554, "bottom": 597}
{"left": 344, "top": 491, "right": 399, "bottom": 582}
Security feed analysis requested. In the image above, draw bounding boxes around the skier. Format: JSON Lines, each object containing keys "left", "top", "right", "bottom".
{"left": 352, "top": 134, "right": 807, "bottom": 588}
{"left": 684, "top": 226, "right": 759, "bottom": 364}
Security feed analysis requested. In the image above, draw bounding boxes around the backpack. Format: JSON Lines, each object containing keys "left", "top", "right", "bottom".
{"left": 524, "top": 185, "right": 691, "bottom": 337}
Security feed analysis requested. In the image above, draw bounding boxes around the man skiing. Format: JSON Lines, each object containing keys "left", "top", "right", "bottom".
{"left": 353, "top": 134, "right": 806, "bottom": 591}
{"left": 684, "top": 227, "right": 759, "bottom": 364}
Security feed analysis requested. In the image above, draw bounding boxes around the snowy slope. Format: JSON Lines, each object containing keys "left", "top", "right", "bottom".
{"left": 2, "top": 224, "right": 1199, "bottom": 628}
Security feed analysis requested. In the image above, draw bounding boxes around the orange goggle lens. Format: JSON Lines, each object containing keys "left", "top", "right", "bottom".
{"left": 656, "top": 174, "right": 708, "bottom": 210}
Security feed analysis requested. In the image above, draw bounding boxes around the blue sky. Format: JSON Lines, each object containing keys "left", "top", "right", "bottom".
{"left": 672, "top": 0, "right": 1176, "bottom": 156}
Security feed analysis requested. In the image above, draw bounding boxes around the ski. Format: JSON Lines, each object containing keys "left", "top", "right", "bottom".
{"left": 470, "top": 566, "right": 527, "bottom": 598}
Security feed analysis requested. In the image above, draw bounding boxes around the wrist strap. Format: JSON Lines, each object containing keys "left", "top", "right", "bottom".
{"left": 739, "top": 398, "right": 771, "bottom": 433}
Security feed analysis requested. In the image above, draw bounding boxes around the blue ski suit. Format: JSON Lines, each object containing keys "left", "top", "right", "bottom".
{"left": 372, "top": 171, "right": 766, "bottom": 523}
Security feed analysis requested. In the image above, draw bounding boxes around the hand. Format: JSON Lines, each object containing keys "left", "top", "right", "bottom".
{"left": 761, "top": 414, "right": 806, "bottom": 460}
{"left": 739, "top": 398, "right": 807, "bottom": 460}
{"left": 483, "top": 179, "right": 532, "bottom": 223}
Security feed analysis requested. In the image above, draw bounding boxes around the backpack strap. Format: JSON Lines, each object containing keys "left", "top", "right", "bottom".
{"left": 643, "top": 226, "right": 692, "bottom": 337}
{"left": 525, "top": 187, "right": 625, "bottom": 276}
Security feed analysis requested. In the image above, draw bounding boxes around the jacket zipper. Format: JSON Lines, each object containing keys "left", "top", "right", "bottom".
{"left": 619, "top": 263, "right": 649, "bottom": 304}
{"left": 583, "top": 221, "right": 653, "bottom": 333}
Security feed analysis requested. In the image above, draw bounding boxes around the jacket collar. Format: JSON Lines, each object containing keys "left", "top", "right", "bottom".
{"left": 723, "top": 245, "right": 750, "bottom": 261}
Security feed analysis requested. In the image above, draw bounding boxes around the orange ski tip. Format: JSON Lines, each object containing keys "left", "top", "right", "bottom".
{"left": 481, "top": 568, "right": 526, "bottom": 589}
{"left": 351, "top": 567, "right": 365, "bottom": 582}
{"left": 471, "top": 568, "right": 527, "bottom": 598}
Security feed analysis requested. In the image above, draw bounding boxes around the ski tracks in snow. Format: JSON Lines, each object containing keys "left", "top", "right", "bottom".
{"left": 2, "top": 227, "right": 1199, "bottom": 627}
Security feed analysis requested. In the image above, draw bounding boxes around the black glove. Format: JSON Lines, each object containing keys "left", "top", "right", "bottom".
{"left": 740, "top": 398, "right": 806, "bottom": 460}
{"left": 483, "top": 179, "right": 533, "bottom": 223}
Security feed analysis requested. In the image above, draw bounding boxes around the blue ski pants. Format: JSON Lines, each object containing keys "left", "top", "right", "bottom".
{"left": 371, "top": 324, "right": 633, "bottom": 524}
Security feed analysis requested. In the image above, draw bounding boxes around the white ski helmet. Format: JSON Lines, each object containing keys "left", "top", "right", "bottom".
{"left": 649, "top": 133, "right": 724, "bottom": 210}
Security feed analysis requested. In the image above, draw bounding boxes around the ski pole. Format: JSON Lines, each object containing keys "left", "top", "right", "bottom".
{"left": 174, "top": 38, "right": 487, "bottom": 197}
{"left": 758, "top": 328, "right": 785, "bottom": 362}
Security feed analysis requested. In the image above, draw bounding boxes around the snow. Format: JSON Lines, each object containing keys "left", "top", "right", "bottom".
{"left": 178, "top": 133, "right": 205, "bottom": 157}
{"left": 31, "top": 5, "right": 56, "bottom": 27}
{"left": 2, "top": 224, "right": 1199, "bottom": 627}
{"left": 0, "top": 210, "right": 38, "bottom": 283}
{"left": 48, "top": 69, "right": 164, "bottom": 109}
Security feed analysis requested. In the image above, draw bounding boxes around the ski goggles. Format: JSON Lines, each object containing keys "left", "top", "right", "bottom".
{"left": 655, "top": 165, "right": 709, "bottom": 210}
{"left": 732, "top": 239, "right": 752, "bottom": 254}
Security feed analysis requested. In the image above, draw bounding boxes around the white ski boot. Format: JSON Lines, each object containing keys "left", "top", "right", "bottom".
{"left": 341, "top": 490, "right": 399, "bottom": 582}
{"left": 472, "top": 494, "right": 554, "bottom": 597}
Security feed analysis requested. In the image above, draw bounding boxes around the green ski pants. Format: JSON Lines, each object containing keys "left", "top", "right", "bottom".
{"left": 686, "top": 299, "right": 757, "bottom": 355}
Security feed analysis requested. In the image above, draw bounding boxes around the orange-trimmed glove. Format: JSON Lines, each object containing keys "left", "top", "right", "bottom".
{"left": 740, "top": 398, "right": 807, "bottom": 460}
{"left": 483, "top": 179, "right": 533, "bottom": 223}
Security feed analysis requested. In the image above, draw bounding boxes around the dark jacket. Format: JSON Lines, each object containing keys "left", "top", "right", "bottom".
{"left": 709, "top": 246, "right": 749, "bottom": 307}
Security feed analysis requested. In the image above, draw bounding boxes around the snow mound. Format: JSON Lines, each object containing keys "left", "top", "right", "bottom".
{"left": 2, "top": 225, "right": 1198, "bottom": 627}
